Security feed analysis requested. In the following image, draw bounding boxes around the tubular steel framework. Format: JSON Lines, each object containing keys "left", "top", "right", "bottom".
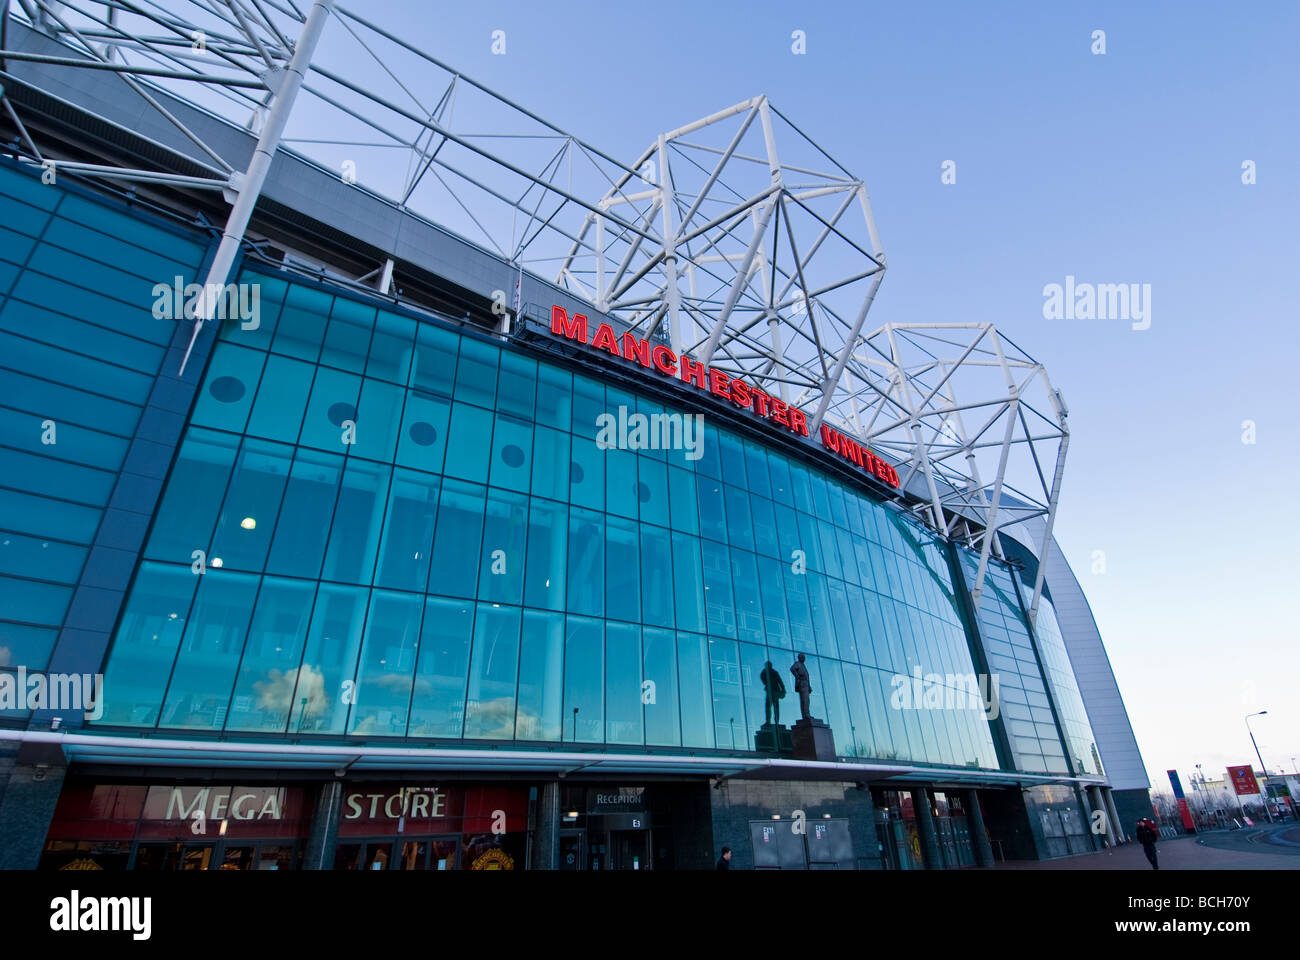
{"left": 0, "top": 0, "right": 1069, "bottom": 613}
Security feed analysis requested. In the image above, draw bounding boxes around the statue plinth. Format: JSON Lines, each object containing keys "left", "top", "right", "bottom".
{"left": 791, "top": 718, "right": 836, "bottom": 762}
{"left": 755, "top": 722, "right": 794, "bottom": 755}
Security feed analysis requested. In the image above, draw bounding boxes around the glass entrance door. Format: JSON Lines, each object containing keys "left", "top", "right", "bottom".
{"left": 609, "top": 830, "right": 649, "bottom": 870}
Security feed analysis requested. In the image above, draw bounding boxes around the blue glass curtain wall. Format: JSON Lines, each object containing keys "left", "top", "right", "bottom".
{"left": 93, "top": 268, "right": 999, "bottom": 769}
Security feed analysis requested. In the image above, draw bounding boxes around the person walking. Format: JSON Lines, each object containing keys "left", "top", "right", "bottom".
{"left": 716, "top": 846, "right": 732, "bottom": 870}
{"left": 1135, "top": 818, "right": 1159, "bottom": 870}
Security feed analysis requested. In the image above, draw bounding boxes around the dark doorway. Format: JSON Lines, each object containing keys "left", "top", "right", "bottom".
{"left": 609, "top": 830, "right": 649, "bottom": 870}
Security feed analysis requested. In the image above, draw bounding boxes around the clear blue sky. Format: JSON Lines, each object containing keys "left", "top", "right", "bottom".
{"left": 336, "top": 0, "right": 1300, "bottom": 788}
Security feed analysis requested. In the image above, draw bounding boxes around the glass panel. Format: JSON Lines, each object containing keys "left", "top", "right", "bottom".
{"left": 320, "top": 459, "right": 389, "bottom": 585}
{"left": 158, "top": 570, "right": 258, "bottom": 729}
{"left": 709, "top": 636, "right": 744, "bottom": 751}
{"left": 264, "top": 448, "right": 343, "bottom": 580}
{"left": 529, "top": 426, "right": 569, "bottom": 502}
{"left": 409, "top": 596, "right": 473, "bottom": 737}
{"left": 364, "top": 308, "right": 414, "bottom": 384}
{"left": 270, "top": 284, "right": 329, "bottom": 362}
{"left": 701, "top": 540, "right": 735, "bottom": 639}
{"left": 563, "top": 615, "right": 603, "bottom": 743}
{"left": 453, "top": 337, "right": 499, "bottom": 408}
{"left": 840, "top": 662, "right": 874, "bottom": 757}
{"left": 535, "top": 362, "right": 571, "bottom": 430}
{"left": 667, "top": 466, "right": 699, "bottom": 536}
{"left": 374, "top": 470, "right": 439, "bottom": 591}
{"left": 479, "top": 489, "right": 527, "bottom": 605}
{"left": 605, "top": 621, "right": 642, "bottom": 745}
{"left": 696, "top": 475, "right": 726, "bottom": 543}
{"left": 145, "top": 429, "right": 237, "bottom": 563}
{"left": 757, "top": 556, "right": 790, "bottom": 650}
{"left": 427, "top": 479, "right": 485, "bottom": 599}
{"left": 246, "top": 354, "right": 314, "bottom": 444}
{"left": 299, "top": 366, "right": 362, "bottom": 452}
{"left": 523, "top": 499, "right": 567, "bottom": 611}
{"left": 191, "top": 344, "right": 264, "bottom": 434}
{"left": 730, "top": 548, "right": 764, "bottom": 645}
{"left": 676, "top": 632, "right": 714, "bottom": 748}
{"left": 605, "top": 515, "right": 640, "bottom": 624}
{"left": 489, "top": 413, "right": 532, "bottom": 492}
{"left": 352, "top": 378, "right": 403, "bottom": 463}
{"left": 671, "top": 532, "right": 704, "bottom": 634}
{"left": 209, "top": 438, "right": 292, "bottom": 573}
{"left": 224, "top": 577, "right": 316, "bottom": 733}
{"left": 321, "top": 297, "right": 374, "bottom": 373}
{"left": 516, "top": 609, "right": 563, "bottom": 741}
{"left": 569, "top": 434, "right": 605, "bottom": 512}
{"left": 642, "top": 626, "right": 679, "bottom": 746}
{"left": 96, "top": 563, "right": 198, "bottom": 727}
{"left": 739, "top": 641, "right": 772, "bottom": 745}
{"left": 566, "top": 507, "right": 604, "bottom": 617}
{"left": 639, "top": 527, "right": 674, "bottom": 629}
{"left": 605, "top": 449, "right": 638, "bottom": 520}
{"left": 412, "top": 322, "right": 458, "bottom": 396}
{"left": 442, "top": 403, "right": 494, "bottom": 483}
{"left": 395, "top": 390, "right": 450, "bottom": 475}
{"left": 290, "top": 583, "right": 367, "bottom": 734}
{"left": 496, "top": 352, "right": 536, "bottom": 419}
{"left": 349, "top": 590, "right": 421, "bottom": 735}
{"left": 463, "top": 603, "right": 520, "bottom": 740}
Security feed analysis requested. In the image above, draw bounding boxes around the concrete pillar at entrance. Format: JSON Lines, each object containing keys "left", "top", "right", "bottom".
{"left": 1104, "top": 787, "right": 1126, "bottom": 844}
{"left": 535, "top": 781, "right": 560, "bottom": 870}
{"left": 1087, "top": 786, "right": 1111, "bottom": 846}
{"left": 1076, "top": 786, "right": 1102, "bottom": 851}
{"left": 912, "top": 788, "right": 943, "bottom": 870}
{"left": 964, "top": 789, "right": 995, "bottom": 867}
{"left": 302, "top": 781, "right": 343, "bottom": 870}
{"left": 0, "top": 743, "right": 68, "bottom": 869}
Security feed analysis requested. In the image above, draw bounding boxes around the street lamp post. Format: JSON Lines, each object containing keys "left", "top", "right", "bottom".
{"left": 1245, "top": 711, "right": 1273, "bottom": 823}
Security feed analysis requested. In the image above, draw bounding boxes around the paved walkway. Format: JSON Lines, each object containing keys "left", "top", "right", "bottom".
{"left": 996, "top": 824, "right": 1300, "bottom": 870}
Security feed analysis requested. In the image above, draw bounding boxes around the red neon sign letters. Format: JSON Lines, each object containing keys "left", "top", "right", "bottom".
{"left": 550, "top": 305, "right": 900, "bottom": 489}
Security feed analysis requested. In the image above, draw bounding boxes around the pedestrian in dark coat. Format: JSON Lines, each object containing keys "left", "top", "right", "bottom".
{"left": 716, "top": 846, "right": 732, "bottom": 870}
{"left": 1135, "top": 819, "right": 1159, "bottom": 870}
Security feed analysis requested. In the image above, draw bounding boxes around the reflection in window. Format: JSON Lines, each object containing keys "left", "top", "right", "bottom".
{"left": 463, "top": 603, "right": 519, "bottom": 739}
{"left": 516, "top": 610, "right": 563, "bottom": 741}
{"left": 291, "top": 583, "right": 367, "bottom": 734}
{"left": 563, "top": 615, "right": 603, "bottom": 743}
{"left": 409, "top": 596, "right": 473, "bottom": 738}
{"left": 349, "top": 590, "right": 421, "bottom": 735}
{"left": 677, "top": 631, "right": 713, "bottom": 749}
{"left": 159, "top": 570, "right": 258, "bottom": 729}
{"left": 97, "top": 563, "right": 198, "bottom": 726}
{"left": 225, "top": 577, "right": 316, "bottom": 733}
{"left": 605, "top": 622, "right": 642, "bottom": 745}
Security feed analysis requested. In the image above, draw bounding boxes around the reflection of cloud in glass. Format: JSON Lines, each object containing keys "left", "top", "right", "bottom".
{"left": 254, "top": 664, "right": 327, "bottom": 717}
{"left": 368, "top": 672, "right": 414, "bottom": 693}
{"left": 465, "top": 697, "right": 517, "bottom": 739}
{"left": 513, "top": 707, "right": 545, "bottom": 740}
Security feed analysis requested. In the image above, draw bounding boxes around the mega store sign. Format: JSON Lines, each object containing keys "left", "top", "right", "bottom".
{"left": 551, "top": 306, "right": 900, "bottom": 489}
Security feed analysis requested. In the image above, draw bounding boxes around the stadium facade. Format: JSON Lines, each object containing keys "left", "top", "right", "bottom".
{"left": 0, "top": 2, "right": 1149, "bottom": 870}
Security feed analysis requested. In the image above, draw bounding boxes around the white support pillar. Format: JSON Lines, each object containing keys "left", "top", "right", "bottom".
{"left": 178, "top": 0, "right": 335, "bottom": 377}
{"left": 970, "top": 398, "right": 1020, "bottom": 609}
{"left": 1028, "top": 405, "right": 1070, "bottom": 626}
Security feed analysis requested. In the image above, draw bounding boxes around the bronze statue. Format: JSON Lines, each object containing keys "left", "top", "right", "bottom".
{"left": 790, "top": 653, "right": 813, "bottom": 721}
{"left": 760, "top": 661, "right": 786, "bottom": 725}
